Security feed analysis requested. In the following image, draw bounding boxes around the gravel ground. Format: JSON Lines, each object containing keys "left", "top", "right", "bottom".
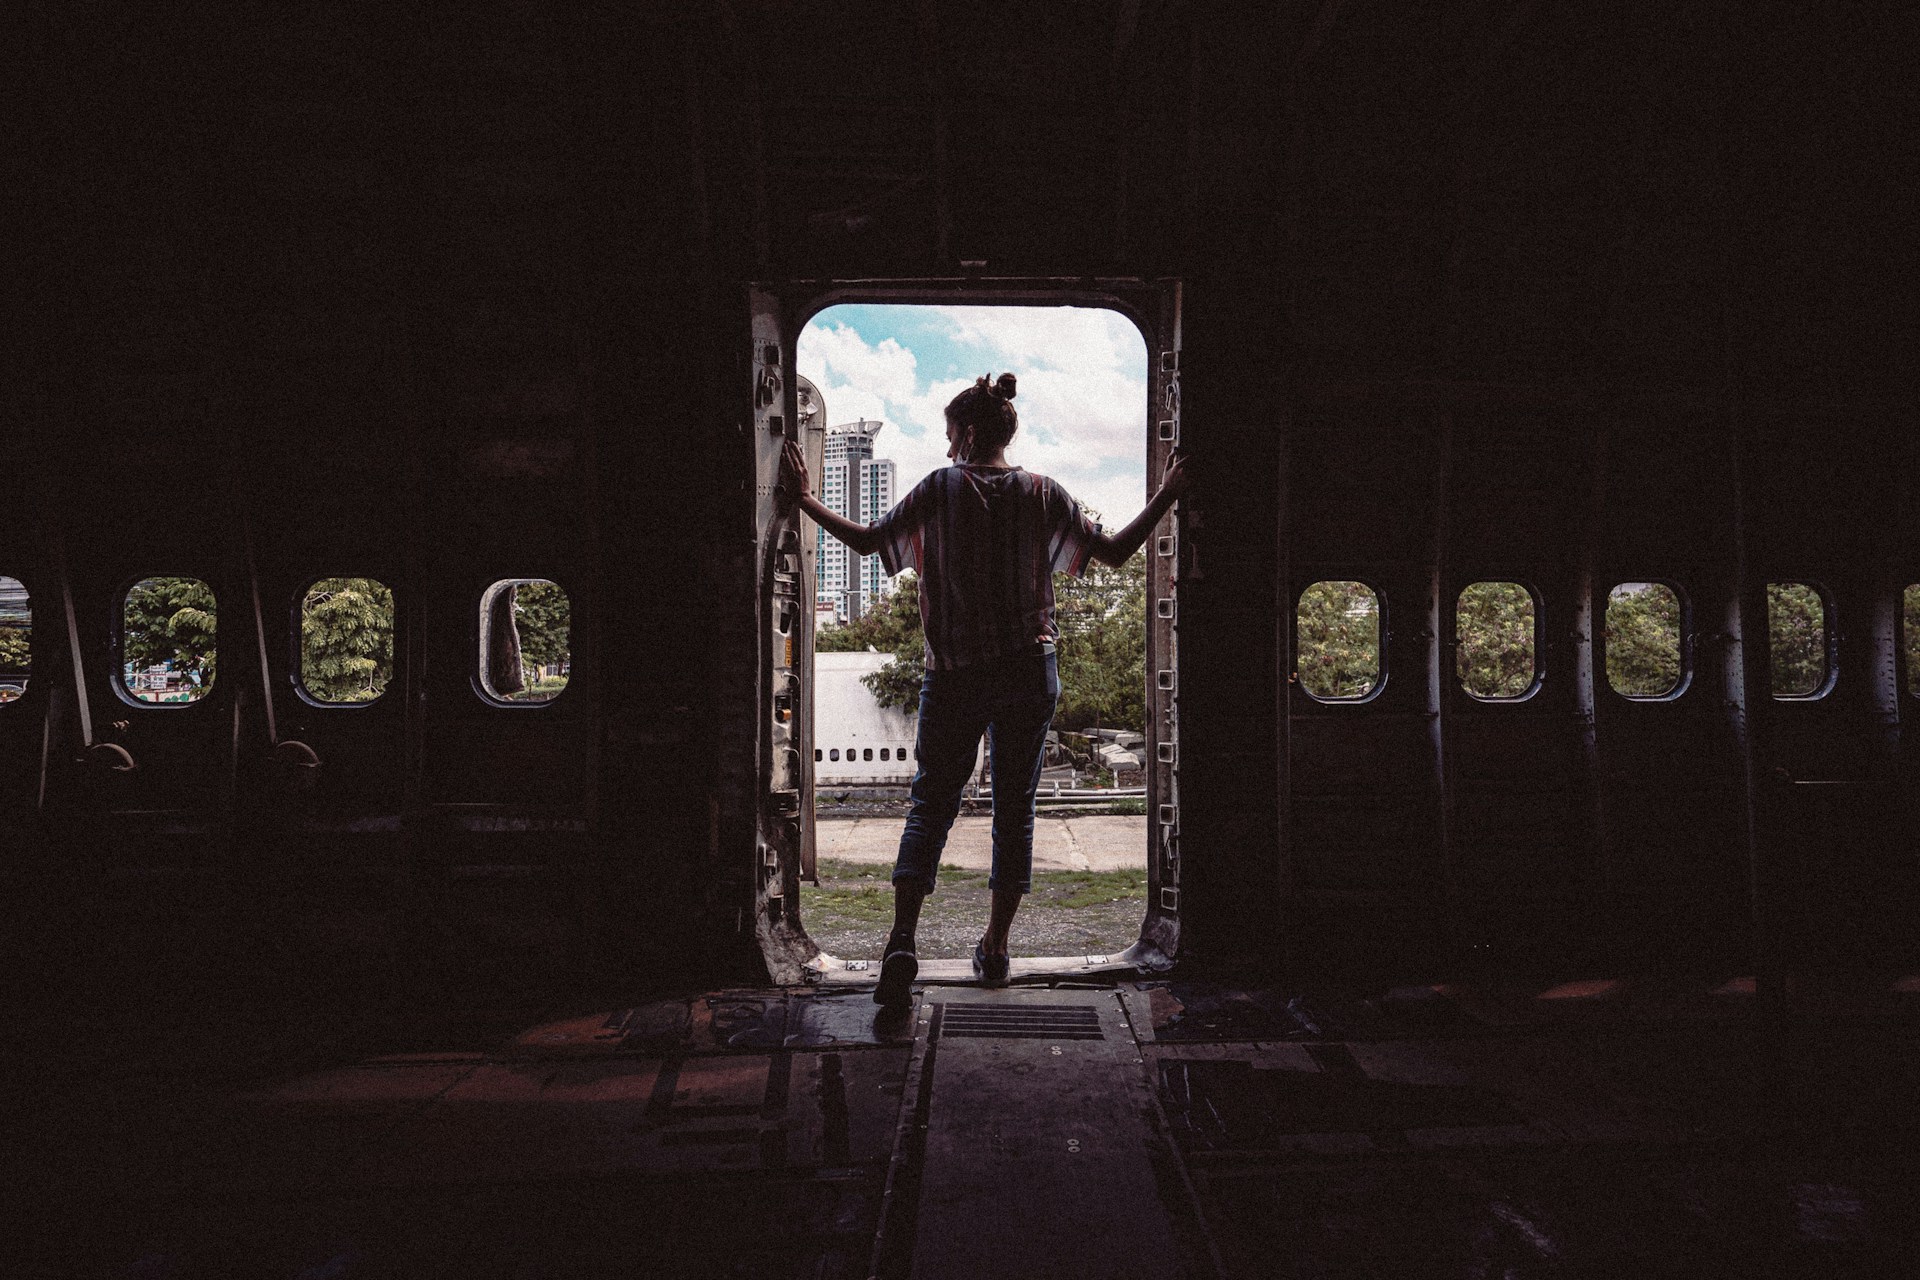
{"left": 800, "top": 857, "right": 1148, "bottom": 961}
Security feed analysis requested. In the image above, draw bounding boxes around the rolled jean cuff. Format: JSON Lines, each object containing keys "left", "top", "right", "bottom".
{"left": 985, "top": 875, "right": 1030, "bottom": 895}
{"left": 890, "top": 864, "right": 936, "bottom": 895}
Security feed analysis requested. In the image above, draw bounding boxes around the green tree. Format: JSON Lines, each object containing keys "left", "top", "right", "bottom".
{"left": 1053, "top": 556, "right": 1146, "bottom": 732}
{"left": 825, "top": 560, "right": 1150, "bottom": 734}
{"left": 1604, "top": 582, "right": 1682, "bottom": 696}
{"left": 122, "top": 576, "right": 218, "bottom": 697}
{"left": 818, "top": 573, "right": 926, "bottom": 710}
{"left": 0, "top": 626, "right": 28, "bottom": 673}
{"left": 1296, "top": 580, "right": 1380, "bottom": 699}
{"left": 1767, "top": 582, "right": 1826, "bottom": 696}
{"left": 1457, "top": 581, "right": 1536, "bottom": 699}
{"left": 514, "top": 580, "right": 572, "bottom": 671}
{"left": 818, "top": 572, "right": 924, "bottom": 656}
{"left": 1905, "top": 584, "right": 1920, "bottom": 699}
{"left": 300, "top": 577, "right": 394, "bottom": 702}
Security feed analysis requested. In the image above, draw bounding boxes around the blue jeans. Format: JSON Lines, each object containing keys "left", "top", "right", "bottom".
{"left": 892, "top": 649, "right": 1060, "bottom": 896}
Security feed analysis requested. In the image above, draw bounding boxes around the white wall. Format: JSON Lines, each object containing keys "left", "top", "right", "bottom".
{"left": 815, "top": 651, "right": 982, "bottom": 785}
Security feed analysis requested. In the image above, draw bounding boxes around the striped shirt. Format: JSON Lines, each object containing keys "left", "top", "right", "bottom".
{"left": 874, "top": 464, "right": 1102, "bottom": 671}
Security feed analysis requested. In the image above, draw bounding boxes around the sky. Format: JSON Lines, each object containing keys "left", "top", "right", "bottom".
{"left": 797, "top": 304, "right": 1148, "bottom": 527}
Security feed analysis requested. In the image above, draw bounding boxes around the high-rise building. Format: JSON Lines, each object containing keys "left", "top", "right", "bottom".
{"left": 816, "top": 419, "right": 897, "bottom": 623}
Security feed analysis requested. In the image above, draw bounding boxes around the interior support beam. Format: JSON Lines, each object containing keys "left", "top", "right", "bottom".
{"left": 1699, "top": 0, "right": 1780, "bottom": 1015}
{"left": 1427, "top": 412, "right": 1458, "bottom": 951}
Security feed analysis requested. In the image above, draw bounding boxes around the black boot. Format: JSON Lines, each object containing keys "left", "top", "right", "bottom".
{"left": 875, "top": 930, "right": 918, "bottom": 1008}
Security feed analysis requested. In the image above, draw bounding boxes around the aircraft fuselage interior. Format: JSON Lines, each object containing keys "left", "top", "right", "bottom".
{"left": 12, "top": 4, "right": 1919, "bottom": 1276}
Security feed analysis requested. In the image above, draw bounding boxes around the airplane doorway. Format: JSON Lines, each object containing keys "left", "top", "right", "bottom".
{"left": 748, "top": 288, "right": 1182, "bottom": 985}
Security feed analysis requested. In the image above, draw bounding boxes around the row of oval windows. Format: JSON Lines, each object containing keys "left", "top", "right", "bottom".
{"left": 1298, "top": 580, "right": 1920, "bottom": 703}
{"left": 817, "top": 747, "right": 914, "bottom": 763}
{"left": 0, "top": 575, "right": 569, "bottom": 709}
{"left": 7, "top": 575, "right": 1915, "bottom": 711}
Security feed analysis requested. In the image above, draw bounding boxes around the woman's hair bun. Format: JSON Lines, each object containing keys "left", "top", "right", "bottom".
{"left": 947, "top": 372, "right": 1019, "bottom": 453}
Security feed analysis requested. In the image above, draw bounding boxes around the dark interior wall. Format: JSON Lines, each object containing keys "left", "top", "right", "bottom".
{"left": 10, "top": 3, "right": 1917, "bottom": 1002}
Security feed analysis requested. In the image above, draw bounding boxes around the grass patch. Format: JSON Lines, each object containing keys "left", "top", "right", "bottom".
{"left": 1044, "top": 868, "right": 1150, "bottom": 909}
{"left": 802, "top": 859, "right": 1150, "bottom": 960}
{"left": 804, "top": 883, "right": 893, "bottom": 923}
{"left": 805, "top": 860, "right": 990, "bottom": 926}
{"left": 815, "top": 858, "right": 887, "bottom": 882}
{"left": 507, "top": 676, "right": 568, "bottom": 701}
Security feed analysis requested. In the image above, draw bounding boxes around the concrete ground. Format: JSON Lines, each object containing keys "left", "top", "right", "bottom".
{"left": 816, "top": 814, "right": 1146, "bottom": 873}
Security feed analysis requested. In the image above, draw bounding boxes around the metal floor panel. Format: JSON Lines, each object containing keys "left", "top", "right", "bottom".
{"left": 898, "top": 989, "right": 1191, "bottom": 1280}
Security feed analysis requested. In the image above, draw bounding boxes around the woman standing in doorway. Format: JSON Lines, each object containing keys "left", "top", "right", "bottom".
{"left": 783, "top": 373, "right": 1188, "bottom": 1008}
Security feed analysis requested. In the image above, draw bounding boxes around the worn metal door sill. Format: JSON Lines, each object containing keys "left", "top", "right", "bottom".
{"left": 806, "top": 951, "right": 1141, "bottom": 987}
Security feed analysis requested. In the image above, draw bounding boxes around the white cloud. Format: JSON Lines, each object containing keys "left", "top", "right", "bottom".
{"left": 802, "top": 323, "right": 920, "bottom": 408}
{"left": 808, "top": 380, "right": 889, "bottom": 430}
{"left": 798, "top": 306, "right": 1151, "bottom": 532}
{"left": 931, "top": 306, "right": 1145, "bottom": 375}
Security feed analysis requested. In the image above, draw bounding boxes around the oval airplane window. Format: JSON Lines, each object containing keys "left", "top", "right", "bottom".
{"left": 1605, "top": 582, "right": 1685, "bottom": 699}
{"left": 479, "top": 579, "right": 571, "bottom": 704}
{"left": 1296, "top": 580, "right": 1382, "bottom": 701}
{"left": 1457, "top": 581, "right": 1539, "bottom": 700}
{"left": 122, "top": 576, "right": 217, "bottom": 704}
{"left": 1767, "top": 582, "right": 1830, "bottom": 698}
{"left": 298, "top": 577, "right": 396, "bottom": 704}
{"left": 0, "top": 575, "right": 29, "bottom": 704}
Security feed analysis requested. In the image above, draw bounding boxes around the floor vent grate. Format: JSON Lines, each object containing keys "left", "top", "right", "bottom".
{"left": 940, "top": 1002, "right": 1105, "bottom": 1040}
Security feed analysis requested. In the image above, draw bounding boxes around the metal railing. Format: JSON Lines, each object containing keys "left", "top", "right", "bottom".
{"left": 815, "top": 781, "right": 1145, "bottom": 805}
{"left": 1033, "top": 782, "right": 1146, "bottom": 801}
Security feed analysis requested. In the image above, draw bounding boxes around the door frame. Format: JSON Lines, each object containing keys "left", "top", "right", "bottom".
{"left": 746, "top": 277, "right": 1185, "bottom": 983}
